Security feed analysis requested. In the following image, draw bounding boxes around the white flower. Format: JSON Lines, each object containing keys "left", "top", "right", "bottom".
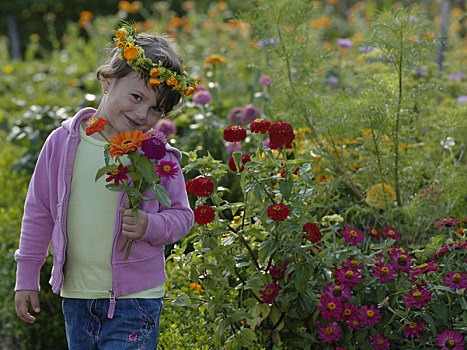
{"left": 440, "top": 137, "right": 455, "bottom": 149}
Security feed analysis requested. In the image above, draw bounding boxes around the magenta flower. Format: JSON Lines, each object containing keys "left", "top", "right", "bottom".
{"left": 259, "top": 282, "right": 281, "bottom": 303}
{"left": 154, "top": 119, "right": 176, "bottom": 137}
{"left": 339, "top": 301, "right": 359, "bottom": 323}
{"left": 226, "top": 141, "right": 241, "bottom": 152}
{"left": 436, "top": 217, "right": 462, "bottom": 230}
{"left": 154, "top": 160, "right": 179, "bottom": 180}
{"left": 340, "top": 225, "right": 364, "bottom": 245}
{"left": 128, "top": 332, "right": 138, "bottom": 342}
{"left": 365, "top": 227, "right": 383, "bottom": 240}
{"left": 402, "top": 321, "right": 426, "bottom": 339}
{"left": 411, "top": 261, "right": 439, "bottom": 277}
{"left": 228, "top": 107, "right": 244, "bottom": 123}
{"left": 359, "top": 305, "right": 381, "bottom": 327}
{"left": 317, "top": 296, "right": 343, "bottom": 320}
{"left": 269, "top": 262, "right": 288, "bottom": 281}
{"left": 259, "top": 76, "right": 273, "bottom": 87}
{"left": 342, "top": 258, "right": 364, "bottom": 271}
{"left": 334, "top": 267, "right": 363, "bottom": 287}
{"left": 381, "top": 227, "right": 401, "bottom": 240}
{"left": 403, "top": 288, "right": 432, "bottom": 308}
{"left": 192, "top": 89, "right": 212, "bottom": 104}
{"left": 316, "top": 321, "right": 342, "bottom": 344}
{"left": 371, "top": 263, "right": 397, "bottom": 283}
{"left": 322, "top": 284, "right": 352, "bottom": 301}
{"left": 457, "top": 96, "right": 467, "bottom": 104}
{"left": 436, "top": 329, "right": 465, "bottom": 350}
{"left": 443, "top": 272, "right": 467, "bottom": 290}
{"left": 346, "top": 317, "right": 364, "bottom": 330}
{"left": 368, "top": 333, "right": 390, "bottom": 350}
{"left": 142, "top": 137, "right": 167, "bottom": 160}
{"left": 389, "top": 250, "right": 413, "bottom": 273}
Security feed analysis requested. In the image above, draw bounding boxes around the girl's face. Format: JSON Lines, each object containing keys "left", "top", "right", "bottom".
{"left": 98, "top": 71, "right": 164, "bottom": 137}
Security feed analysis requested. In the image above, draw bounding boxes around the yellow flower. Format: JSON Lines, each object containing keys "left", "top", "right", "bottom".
{"left": 29, "top": 33, "right": 40, "bottom": 42}
{"left": 3, "top": 65, "right": 14, "bottom": 74}
{"left": 361, "top": 128, "right": 372, "bottom": 136}
{"left": 189, "top": 283, "right": 197, "bottom": 290}
{"left": 366, "top": 183, "right": 396, "bottom": 209}
{"left": 204, "top": 54, "right": 226, "bottom": 65}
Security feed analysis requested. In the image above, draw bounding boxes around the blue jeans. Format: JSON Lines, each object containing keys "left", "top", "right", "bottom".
{"left": 62, "top": 298, "right": 162, "bottom": 350}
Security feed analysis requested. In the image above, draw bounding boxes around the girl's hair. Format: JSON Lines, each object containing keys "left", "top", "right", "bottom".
{"left": 97, "top": 33, "right": 183, "bottom": 114}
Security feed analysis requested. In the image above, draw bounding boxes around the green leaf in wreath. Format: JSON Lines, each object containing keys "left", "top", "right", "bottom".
{"left": 152, "top": 183, "right": 172, "bottom": 207}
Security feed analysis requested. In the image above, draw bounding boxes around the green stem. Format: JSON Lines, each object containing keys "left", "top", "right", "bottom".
{"left": 394, "top": 25, "right": 403, "bottom": 207}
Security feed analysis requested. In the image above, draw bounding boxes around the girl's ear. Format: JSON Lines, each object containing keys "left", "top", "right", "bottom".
{"left": 101, "top": 77, "right": 112, "bottom": 93}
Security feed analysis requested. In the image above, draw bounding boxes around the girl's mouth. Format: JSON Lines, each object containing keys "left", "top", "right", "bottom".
{"left": 124, "top": 115, "right": 140, "bottom": 127}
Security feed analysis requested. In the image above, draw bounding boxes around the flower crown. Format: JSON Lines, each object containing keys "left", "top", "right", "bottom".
{"left": 114, "top": 23, "right": 198, "bottom": 96}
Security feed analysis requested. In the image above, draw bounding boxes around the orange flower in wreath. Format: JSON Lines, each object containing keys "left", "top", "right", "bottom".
{"left": 109, "top": 130, "right": 149, "bottom": 158}
{"left": 124, "top": 44, "right": 139, "bottom": 61}
{"left": 85, "top": 116, "right": 107, "bottom": 136}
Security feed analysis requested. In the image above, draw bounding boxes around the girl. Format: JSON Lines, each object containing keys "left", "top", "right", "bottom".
{"left": 14, "top": 23, "right": 197, "bottom": 349}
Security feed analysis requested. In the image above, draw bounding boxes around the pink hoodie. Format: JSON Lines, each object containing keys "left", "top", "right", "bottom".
{"left": 15, "top": 108, "right": 193, "bottom": 298}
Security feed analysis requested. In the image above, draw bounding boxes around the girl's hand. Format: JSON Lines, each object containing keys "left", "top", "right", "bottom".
{"left": 119, "top": 207, "right": 148, "bottom": 240}
{"left": 15, "top": 290, "right": 40, "bottom": 324}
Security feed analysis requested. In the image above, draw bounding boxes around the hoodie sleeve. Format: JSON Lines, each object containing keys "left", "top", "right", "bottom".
{"left": 139, "top": 148, "right": 193, "bottom": 246}
{"left": 14, "top": 132, "right": 58, "bottom": 291}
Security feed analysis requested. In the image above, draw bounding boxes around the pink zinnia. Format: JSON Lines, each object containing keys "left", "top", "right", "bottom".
{"left": 403, "top": 288, "right": 432, "bottom": 308}
{"left": 316, "top": 321, "right": 342, "bottom": 344}
{"left": 368, "top": 333, "right": 389, "bottom": 350}
{"left": 443, "top": 272, "right": 467, "bottom": 290}
{"left": 411, "top": 261, "right": 439, "bottom": 277}
{"left": 365, "top": 227, "right": 383, "bottom": 240}
{"left": 402, "top": 321, "right": 426, "bottom": 339}
{"left": 340, "top": 301, "right": 359, "bottom": 323}
{"left": 317, "top": 296, "right": 343, "bottom": 321}
{"left": 340, "top": 225, "right": 364, "bottom": 245}
{"left": 259, "top": 282, "right": 281, "bottom": 303}
{"left": 359, "top": 305, "right": 381, "bottom": 327}
{"left": 154, "top": 160, "right": 179, "bottom": 180}
{"left": 322, "top": 284, "right": 352, "bottom": 301}
{"left": 436, "top": 329, "right": 465, "bottom": 350}
{"left": 334, "top": 267, "right": 363, "bottom": 287}
{"left": 371, "top": 263, "right": 397, "bottom": 283}
{"left": 389, "top": 250, "right": 413, "bottom": 273}
{"left": 436, "top": 217, "right": 462, "bottom": 230}
{"left": 381, "top": 226, "right": 401, "bottom": 240}
{"left": 342, "top": 257, "right": 363, "bottom": 271}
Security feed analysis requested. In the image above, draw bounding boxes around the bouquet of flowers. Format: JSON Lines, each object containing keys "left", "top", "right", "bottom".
{"left": 85, "top": 115, "right": 178, "bottom": 259}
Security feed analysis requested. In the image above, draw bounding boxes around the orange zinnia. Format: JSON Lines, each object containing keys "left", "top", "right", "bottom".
{"left": 166, "top": 76, "right": 178, "bottom": 86}
{"left": 85, "top": 116, "right": 107, "bottom": 136}
{"left": 124, "top": 44, "right": 138, "bottom": 61}
{"left": 109, "top": 130, "right": 149, "bottom": 158}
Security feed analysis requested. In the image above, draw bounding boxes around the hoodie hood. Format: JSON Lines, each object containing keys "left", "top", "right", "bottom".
{"left": 62, "top": 107, "right": 182, "bottom": 161}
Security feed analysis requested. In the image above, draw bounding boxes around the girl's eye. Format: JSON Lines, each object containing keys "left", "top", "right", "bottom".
{"left": 152, "top": 106, "right": 163, "bottom": 113}
{"left": 132, "top": 94, "right": 142, "bottom": 101}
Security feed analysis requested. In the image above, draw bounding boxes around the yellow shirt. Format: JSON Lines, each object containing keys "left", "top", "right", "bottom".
{"left": 61, "top": 124, "right": 164, "bottom": 299}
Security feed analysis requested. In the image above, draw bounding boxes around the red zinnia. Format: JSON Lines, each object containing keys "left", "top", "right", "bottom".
{"left": 105, "top": 164, "right": 129, "bottom": 186}
{"left": 85, "top": 116, "right": 107, "bottom": 136}
{"left": 268, "top": 121, "right": 295, "bottom": 149}
{"left": 223, "top": 125, "right": 247, "bottom": 142}
{"left": 186, "top": 177, "right": 214, "bottom": 197}
{"left": 267, "top": 203, "right": 289, "bottom": 221}
{"left": 228, "top": 154, "right": 251, "bottom": 172}
{"left": 250, "top": 118, "right": 271, "bottom": 134}
{"left": 303, "top": 222, "right": 322, "bottom": 243}
{"left": 194, "top": 206, "right": 215, "bottom": 225}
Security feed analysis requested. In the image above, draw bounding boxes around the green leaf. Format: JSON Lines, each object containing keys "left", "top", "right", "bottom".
{"left": 244, "top": 277, "right": 264, "bottom": 290}
{"left": 95, "top": 164, "right": 117, "bottom": 181}
{"left": 171, "top": 292, "right": 191, "bottom": 307}
{"left": 421, "top": 313, "right": 437, "bottom": 336}
{"left": 279, "top": 178, "right": 292, "bottom": 199}
{"left": 294, "top": 264, "right": 309, "bottom": 293}
{"left": 139, "top": 155, "right": 157, "bottom": 183}
{"left": 433, "top": 301, "right": 448, "bottom": 325}
{"left": 239, "top": 328, "right": 257, "bottom": 346}
{"left": 105, "top": 183, "right": 124, "bottom": 192}
{"left": 460, "top": 297, "right": 467, "bottom": 311}
{"left": 152, "top": 183, "right": 171, "bottom": 207}
{"left": 214, "top": 319, "right": 230, "bottom": 345}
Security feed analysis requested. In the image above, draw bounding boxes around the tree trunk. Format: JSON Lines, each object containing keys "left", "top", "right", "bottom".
{"left": 7, "top": 14, "right": 22, "bottom": 60}
{"left": 437, "top": 0, "right": 451, "bottom": 71}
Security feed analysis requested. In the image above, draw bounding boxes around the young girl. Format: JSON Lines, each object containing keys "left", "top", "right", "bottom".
{"left": 14, "top": 24, "right": 197, "bottom": 349}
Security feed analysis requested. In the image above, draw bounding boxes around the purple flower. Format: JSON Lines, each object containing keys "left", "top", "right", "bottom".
{"left": 443, "top": 272, "right": 467, "bottom": 290}
{"left": 155, "top": 160, "right": 179, "bottom": 180}
{"left": 368, "top": 333, "right": 390, "bottom": 350}
{"left": 257, "top": 38, "right": 276, "bottom": 47}
{"left": 154, "top": 119, "right": 176, "bottom": 138}
{"left": 128, "top": 332, "right": 138, "bottom": 342}
{"left": 334, "top": 267, "right": 363, "bottom": 287}
{"left": 327, "top": 76, "right": 339, "bottom": 86}
{"left": 359, "top": 46, "right": 377, "bottom": 53}
{"left": 371, "top": 263, "right": 397, "bottom": 283}
{"left": 322, "top": 284, "right": 352, "bottom": 301}
{"left": 226, "top": 142, "right": 241, "bottom": 152}
{"left": 241, "top": 104, "right": 261, "bottom": 123}
{"left": 142, "top": 137, "right": 167, "bottom": 160}
{"left": 403, "top": 321, "right": 427, "bottom": 339}
{"left": 259, "top": 282, "right": 281, "bottom": 303}
{"left": 192, "top": 90, "right": 212, "bottom": 104}
{"left": 389, "top": 250, "right": 412, "bottom": 273}
{"left": 337, "top": 38, "right": 353, "bottom": 49}
{"left": 449, "top": 72, "right": 465, "bottom": 82}
{"left": 416, "top": 68, "right": 427, "bottom": 76}
{"left": 317, "top": 296, "right": 343, "bottom": 320}
{"left": 403, "top": 288, "right": 432, "bottom": 308}
{"left": 317, "top": 321, "right": 342, "bottom": 344}
{"left": 259, "top": 76, "right": 273, "bottom": 87}
{"left": 359, "top": 304, "right": 382, "bottom": 327}
{"left": 340, "top": 225, "right": 364, "bottom": 245}
{"left": 456, "top": 96, "right": 467, "bottom": 104}
{"left": 146, "top": 128, "right": 168, "bottom": 142}
{"left": 228, "top": 107, "right": 244, "bottom": 123}
{"left": 436, "top": 329, "right": 465, "bottom": 350}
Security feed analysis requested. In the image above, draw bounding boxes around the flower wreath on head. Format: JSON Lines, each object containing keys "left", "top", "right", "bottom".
{"left": 114, "top": 22, "right": 199, "bottom": 96}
